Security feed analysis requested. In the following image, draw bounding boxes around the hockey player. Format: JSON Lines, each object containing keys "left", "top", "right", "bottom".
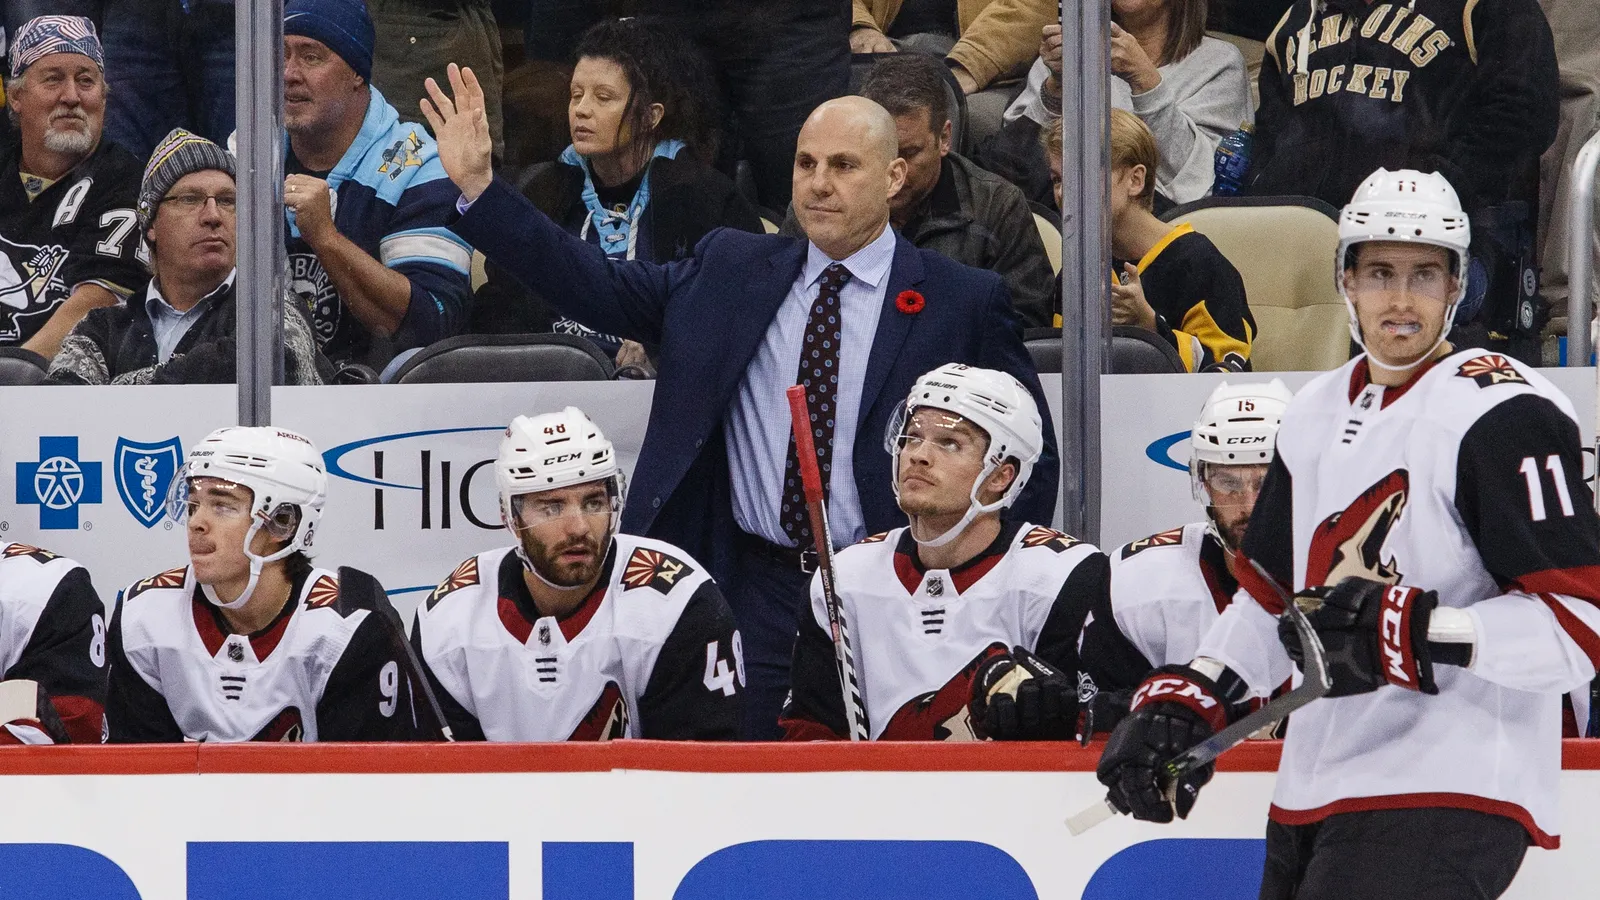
{"left": 1096, "top": 168, "right": 1600, "bottom": 898}
{"left": 105, "top": 427, "right": 416, "bottom": 742}
{"left": 412, "top": 408, "right": 742, "bottom": 741}
{"left": 1077, "top": 380, "right": 1293, "bottom": 734}
{"left": 780, "top": 364, "right": 1101, "bottom": 741}
{"left": 0, "top": 541, "right": 106, "bottom": 744}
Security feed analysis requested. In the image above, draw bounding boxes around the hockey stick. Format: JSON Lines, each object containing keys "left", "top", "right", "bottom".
{"left": 1066, "top": 561, "right": 1331, "bottom": 835}
{"left": 786, "top": 385, "right": 871, "bottom": 741}
{"left": 338, "top": 566, "right": 455, "bottom": 742}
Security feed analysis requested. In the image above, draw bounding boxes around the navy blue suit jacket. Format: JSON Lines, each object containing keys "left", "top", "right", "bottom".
{"left": 453, "top": 178, "right": 1059, "bottom": 582}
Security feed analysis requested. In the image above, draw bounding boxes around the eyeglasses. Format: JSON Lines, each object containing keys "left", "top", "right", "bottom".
{"left": 159, "top": 192, "right": 238, "bottom": 213}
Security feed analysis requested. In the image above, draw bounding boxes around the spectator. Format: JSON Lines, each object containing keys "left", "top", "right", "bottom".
{"left": 277, "top": 0, "right": 473, "bottom": 369}
{"left": 48, "top": 129, "right": 330, "bottom": 386}
{"left": 783, "top": 53, "right": 1053, "bottom": 328}
{"left": 425, "top": 74, "right": 1058, "bottom": 739}
{"left": 0, "top": 16, "right": 144, "bottom": 360}
{"left": 849, "top": 0, "right": 1053, "bottom": 144}
{"left": 368, "top": 0, "right": 504, "bottom": 161}
{"left": 1009, "top": 1, "right": 1253, "bottom": 205}
{"left": 1535, "top": 0, "right": 1600, "bottom": 356}
{"left": 477, "top": 18, "right": 764, "bottom": 365}
{"left": 523, "top": 0, "right": 851, "bottom": 211}
{"left": 1049, "top": 112, "right": 1254, "bottom": 371}
{"left": 1243, "top": 0, "right": 1558, "bottom": 361}
{"left": 99, "top": 0, "right": 234, "bottom": 160}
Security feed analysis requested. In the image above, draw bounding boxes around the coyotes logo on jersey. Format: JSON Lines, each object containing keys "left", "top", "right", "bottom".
{"left": 621, "top": 548, "right": 692, "bottom": 593}
{"left": 1306, "top": 469, "right": 1409, "bottom": 586}
{"left": 2, "top": 543, "right": 59, "bottom": 563}
{"left": 427, "top": 557, "right": 482, "bottom": 610}
{"left": 878, "top": 642, "right": 1010, "bottom": 741}
{"left": 127, "top": 566, "right": 187, "bottom": 600}
{"left": 1021, "top": 526, "right": 1082, "bottom": 554}
{"left": 250, "top": 707, "right": 305, "bottom": 742}
{"left": 1457, "top": 354, "right": 1528, "bottom": 388}
{"left": 859, "top": 532, "right": 891, "bottom": 544}
{"left": 1121, "top": 527, "right": 1185, "bottom": 559}
{"left": 568, "top": 682, "right": 629, "bottom": 740}
{"left": 304, "top": 574, "right": 341, "bottom": 609}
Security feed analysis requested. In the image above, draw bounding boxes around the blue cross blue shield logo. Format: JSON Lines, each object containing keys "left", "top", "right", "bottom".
{"left": 114, "top": 437, "right": 182, "bottom": 528}
{"left": 15, "top": 436, "right": 102, "bottom": 529}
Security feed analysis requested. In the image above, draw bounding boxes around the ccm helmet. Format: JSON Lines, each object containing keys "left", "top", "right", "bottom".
{"left": 495, "top": 407, "right": 625, "bottom": 564}
{"left": 1189, "top": 380, "right": 1292, "bottom": 545}
{"left": 1337, "top": 168, "right": 1471, "bottom": 372}
{"left": 165, "top": 426, "right": 327, "bottom": 610}
{"left": 885, "top": 363, "right": 1043, "bottom": 547}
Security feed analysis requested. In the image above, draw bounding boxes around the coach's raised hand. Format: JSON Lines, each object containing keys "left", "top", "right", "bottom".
{"left": 421, "top": 63, "right": 493, "bottom": 203}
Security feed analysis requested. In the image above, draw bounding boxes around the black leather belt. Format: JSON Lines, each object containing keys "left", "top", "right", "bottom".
{"left": 738, "top": 531, "right": 820, "bottom": 575}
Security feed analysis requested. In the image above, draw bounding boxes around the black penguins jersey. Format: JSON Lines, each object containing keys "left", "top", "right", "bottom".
{"left": 105, "top": 565, "right": 417, "bottom": 743}
{"left": 412, "top": 536, "right": 742, "bottom": 741}
{"left": 1206, "top": 348, "right": 1600, "bottom": 849}
{"left": 0, "top": 542, "right": 107, "bottom": 744}
{"left": 780, "top": 521, "right": 1108, "bottom": 741}
{"left": 1079, "top": 522, "right": 1242, "bottom": 702}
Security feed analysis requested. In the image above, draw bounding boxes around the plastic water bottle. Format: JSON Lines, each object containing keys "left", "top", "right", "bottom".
{"left": 1212, "top": 123, "right": 1254, "bottom": 197}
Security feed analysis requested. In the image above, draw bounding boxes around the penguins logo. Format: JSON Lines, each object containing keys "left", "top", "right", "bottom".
{"left": 0, "top": 236, "right": 70, "bottom": 339}
{"left": 1305, "top": 469, "right": 1409, "bottom": 586}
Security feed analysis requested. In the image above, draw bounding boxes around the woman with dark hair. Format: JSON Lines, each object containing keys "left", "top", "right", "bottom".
{"left": 1006, "top": 0, "right": 1252, "bottom": 205}
{"left": 474, "top": 17, "right": 763, "bottom": 367}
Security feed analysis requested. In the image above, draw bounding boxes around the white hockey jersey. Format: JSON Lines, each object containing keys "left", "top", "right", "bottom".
{"left": 0, "top": 542, "right": 106, "bottom": 744}
{"left": 105, "top": 564, "right": 416, "bottom": 742}
{"left": 780, "top": 522, "right": 1108, "bottom": 740}
{"left": 1199, "top": 349, "right": 1600, "bottom": 849}
{"left": 412, "top": 535, "right": 742, "bottom": 741}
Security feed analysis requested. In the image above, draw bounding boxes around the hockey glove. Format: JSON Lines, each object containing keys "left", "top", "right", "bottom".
{"left": 1279, "top": 576, "right": 1440, "bottom": 697}
{"left": 0, "top": 680, "right": 71, "bottom": 745}
{"left": 1095, "top": 664, "right": 1229, "bottom": 823}
{"left": 971, "top": 647, "right": 1076, "bottom": 740}
{"left": 1080, "top": 685, "right": 1135, "bottom": 743}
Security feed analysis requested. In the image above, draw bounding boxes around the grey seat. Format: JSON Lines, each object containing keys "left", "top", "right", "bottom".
{"left": 1023, "top": 326, "right": 1185, "bottom": 375}
{"left": 390, "top": 334, "right": 614, "bottom": 384}
{"left": 0, "top": 348, "right": 49, "bottom": 385}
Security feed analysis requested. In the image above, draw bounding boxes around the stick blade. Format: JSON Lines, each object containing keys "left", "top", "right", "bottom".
{"left": 1066, "top": 798, "right": 1119, "bottom": 836}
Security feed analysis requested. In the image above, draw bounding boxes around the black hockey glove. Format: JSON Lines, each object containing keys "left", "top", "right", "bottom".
{"left": 970, "top": 647, "right": 1076, "bottom": 741}
{"left": 153, "top": 337, "right": 238, "bottom": 385}
{"left": 0, "top": 679, "right": 72, "bottom": 744}
{"left": 1095, "top": 664, "right": 1229, "bottom": 823}
{"left": 1279, "top": 576, "right": 1440, "bottom": 697}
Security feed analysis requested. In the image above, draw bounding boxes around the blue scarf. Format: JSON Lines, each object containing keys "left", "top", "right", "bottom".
{"left": 559, "top": 139, "right": 686, "bottom": 261}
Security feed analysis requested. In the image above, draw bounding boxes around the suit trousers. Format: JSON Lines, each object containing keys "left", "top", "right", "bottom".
{"left": 722, "top": 538, "right": 812, "bottom": 740}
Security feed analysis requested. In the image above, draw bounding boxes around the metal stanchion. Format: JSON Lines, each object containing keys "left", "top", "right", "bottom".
{"left": 235, "top": 0, "right": 287, "bottom": 424}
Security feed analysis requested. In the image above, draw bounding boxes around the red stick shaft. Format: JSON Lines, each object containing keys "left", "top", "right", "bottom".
{"left": 787, "top": 386, "right": 826, "bottom": 503}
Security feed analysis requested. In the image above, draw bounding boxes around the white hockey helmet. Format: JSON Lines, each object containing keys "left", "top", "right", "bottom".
{"left": 165, "top": 426, "right": 327, "bottom": 610}
{"left": 1336, "top": 168, "right": 1472, "bottom": 372}
{"left": 1189, "top": 379, "right": 1293, "bottom": 503}
{"left": 495, "top": 407, "right": 626, "bottom": 547}
{"left": 884, "top": 363, "right": 1043, "bottom": 547}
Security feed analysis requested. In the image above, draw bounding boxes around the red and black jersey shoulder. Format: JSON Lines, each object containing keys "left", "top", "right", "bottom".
{"left": 1021, "top": 526, "right": 1084, "bottom": 553}
{"left": 858, "top": 531, "right": 892, "bottom": 544}
{"left": 2, "top": 543, "right": 62, "bottom": 564}
{"left": 126, "top": 566, "right": 187, "bottom": 601}
{"left": 1457, "top": 354, "right": 1528, "bottom": 388}
{"left": 621, "top": 547, "right": 694, "bottom": 594}
{"left": 426, "top": 556, "right": 482, "bottom": 611}
{"left": 1120, "top": 527, "right": 1186, "bottom": 559}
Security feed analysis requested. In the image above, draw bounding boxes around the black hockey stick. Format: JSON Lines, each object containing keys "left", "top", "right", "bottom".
{"left": 1067, "top": 561, "right": 1331, "bottom": 835}
{"left": 339, "top": 566, "right": 455, "bottom": 742}
{"left": 787, "top": 385, "right": 871, "bottom": 741}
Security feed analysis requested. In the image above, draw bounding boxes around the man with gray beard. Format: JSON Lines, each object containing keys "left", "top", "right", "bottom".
{"left": 0, "top": 16, "right": 143, "bottom": 360}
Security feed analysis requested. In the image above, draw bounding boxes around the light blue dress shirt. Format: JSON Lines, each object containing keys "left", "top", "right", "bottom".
{"left": 726, "top": 223, "right": 896, "bottom": 548}
{"left": 145, "top": 271, "right": 235, "bottom": 363}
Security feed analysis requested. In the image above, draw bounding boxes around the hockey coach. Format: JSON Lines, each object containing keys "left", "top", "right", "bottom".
{"left": 424, "top": 65, "right": 1057, "bottom": 739}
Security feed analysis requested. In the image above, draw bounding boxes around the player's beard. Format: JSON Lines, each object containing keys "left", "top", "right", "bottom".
{"left": 1210, "top": 506, "right": 1251, "bottom": 551}
{"left": 523, "top": 533, "right": 605, "bottom": 588}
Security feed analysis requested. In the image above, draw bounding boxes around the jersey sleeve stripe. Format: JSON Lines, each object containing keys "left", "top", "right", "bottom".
{"left": 1538, "top": 594, "right": 1600, "bottom": 671}
{"left": 1232, "top": 553, "right": 1288, "bottom": 615}
{"left": 1513, "top": 566, "right": 1600, "bottom": 604}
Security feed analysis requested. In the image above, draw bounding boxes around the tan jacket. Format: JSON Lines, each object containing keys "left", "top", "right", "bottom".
{"left": 852, "top": 0, "right": 1052, "bottom": 89}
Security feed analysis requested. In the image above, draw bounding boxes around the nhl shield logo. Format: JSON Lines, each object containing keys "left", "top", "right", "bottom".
{"left": 115, "top": 437, "right": 182, "bottom": 528}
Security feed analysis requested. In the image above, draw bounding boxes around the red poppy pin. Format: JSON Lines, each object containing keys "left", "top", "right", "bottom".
{"left": 895, "top": 290, "right": 925, "bottom": 315}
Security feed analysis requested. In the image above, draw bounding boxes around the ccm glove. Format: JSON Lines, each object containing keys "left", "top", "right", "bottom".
{"left": 970, "top": 647, "right": 1076, "bottom": 741}
{"left": 1095, "top": 665, "right": 1230, "bottom": 823}
{"left": 1279, "top": 576, "right": 1440, "bottom": 697}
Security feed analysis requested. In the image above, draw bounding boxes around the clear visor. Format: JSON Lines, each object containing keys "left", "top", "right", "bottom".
{"left": 1195, "top": 462, "right": 1268, "bottom": 510}
{"left": 165, "top": 473, "right": 300, "bottom": 539}
{"left": 883, "top": 402, "right": 983, "bottom": 458}
{"left": 506, "top": 474, "right": 625, "bottom": 533}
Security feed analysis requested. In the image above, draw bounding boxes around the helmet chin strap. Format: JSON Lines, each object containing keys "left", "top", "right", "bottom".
{"left": 201, "top": 518, "right": 296, "bottom": 611}
{"left": 909, "top": 460, "right": 1006, "bottom": 549}
{"left": 1345, "top": 289, "right": 1459, "bottom": 375}
{"left": 508, "top": 513, "right": 618, "bottom": 591}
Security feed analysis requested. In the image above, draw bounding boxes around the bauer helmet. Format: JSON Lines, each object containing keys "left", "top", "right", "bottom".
{"left": 1189, "top": 380, "right": 1292, "bottom": 548}
{"left": 495, "top": 407, "right": 625, "bottom": 560}
{"left": 165, "top": 426, "right": 327, "bottom": 609}
{"left": 884, "top": 363, "right": 1043, "bottom": 547}
{"left": 1337, "top": 168, "right": 1472, "bottom": 372}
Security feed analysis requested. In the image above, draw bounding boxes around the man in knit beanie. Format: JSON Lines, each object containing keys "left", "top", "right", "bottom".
{"left": 277, "top": 0, "right": 471, "bottom": 370}
{"left": 47, "top": 128, "right": 331, "bottom": 386}
{"left": 0, "top": 15, "right": 144, "bottom": 360}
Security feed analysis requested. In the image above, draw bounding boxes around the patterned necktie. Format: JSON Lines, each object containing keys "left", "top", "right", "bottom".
{"left": 780, "top": 262, "right": 852, "bottom": 547}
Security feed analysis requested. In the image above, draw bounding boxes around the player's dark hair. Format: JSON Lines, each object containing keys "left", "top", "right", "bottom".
{"left": 284, "top": 551, "right": 314, "bottom": 584}
{"left": 859, "top": 53, "right": 950, "bottom": 135}
{"left": 572, "top": 17, "right": 722, "bottom": 168}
